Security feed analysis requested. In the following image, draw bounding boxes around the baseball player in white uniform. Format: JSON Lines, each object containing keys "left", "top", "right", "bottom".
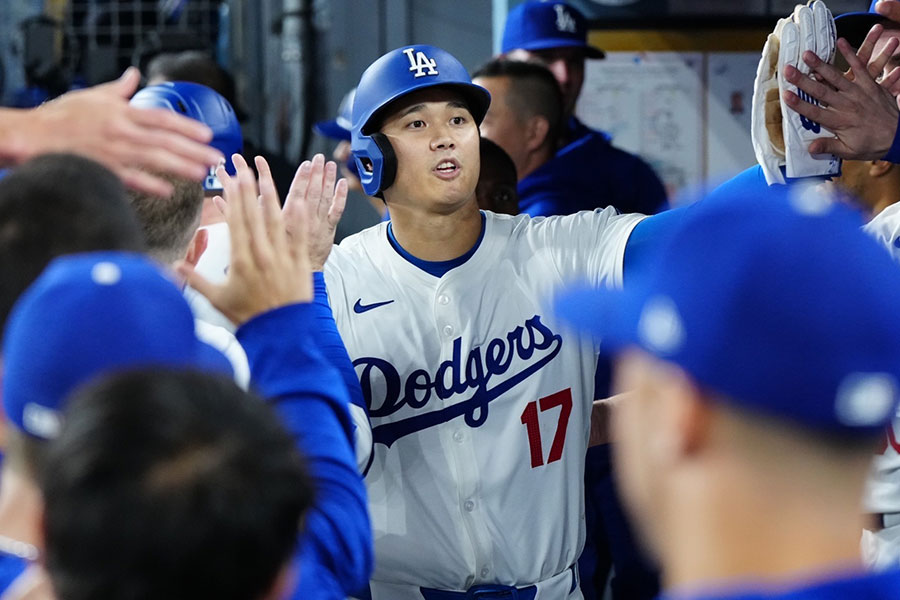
{"left": 856, "top": 204, "right": 900, "bottom": 570}
{"left": 307, "top": 45, "right": 644, "bottom": 599}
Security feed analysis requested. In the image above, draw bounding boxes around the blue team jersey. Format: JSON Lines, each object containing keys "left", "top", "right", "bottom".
{"left": 518, "top": 118, "right": 668, "bottom": 217}
{"left": 659, "top": 568, "right": 900, "bottom": 600}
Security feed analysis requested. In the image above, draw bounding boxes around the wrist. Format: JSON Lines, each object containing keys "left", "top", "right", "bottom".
{"left": 883, "top": 113, "right": 900, "bottom": 164}
{"left": 0, "top": 109, "right": 34, "bottom": 166}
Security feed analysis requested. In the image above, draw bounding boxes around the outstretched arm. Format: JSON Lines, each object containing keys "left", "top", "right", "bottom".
{"left": 176, "top": 155, "right": 373, "bottom": 595}
{"left": 0, "top": 68, "right": 222, "bottom": 197}
{"left": 276, "top": 156, "right": 369, "bottom": 419}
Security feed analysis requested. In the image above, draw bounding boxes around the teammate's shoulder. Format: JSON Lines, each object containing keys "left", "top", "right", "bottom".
{"left": 328, "top": 221, "right": 389, "bottom": 264}
{"left": 483, "top": 209, "right": 536, "bottom": 235}
{"left": 866, "top": 200, "right": 900, "bottom": 234}
{"left": 501, "top": 207, "right": 629, "bottom": 240}
{"left": 337, "top": 221, "right": 388, "bottom": 249}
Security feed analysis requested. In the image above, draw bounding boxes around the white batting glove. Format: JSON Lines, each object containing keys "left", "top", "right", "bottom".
{"left": 752, "top": 2, "right": 841, "bottom": 185}
{"left": 752, "top": 17, "right": 790, "bottom": 185}
{"left": 778, "top": 1, "right": 841, "bottom": 180}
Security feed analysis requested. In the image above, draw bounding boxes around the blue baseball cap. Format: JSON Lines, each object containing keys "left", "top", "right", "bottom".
{"left": 835, "top": 1, "right": 889, "bottom": 47}
{"left": 501, "top": 1, "right": 605, "bottom": 59}
{"left": 555, "top": 185, "right": 900, "bottom": 434}
{"left": 314, "top": 88, "right": 355, "bottom": 142}
{"left": 2, "top": 251, "right": 232, "bottom": 439}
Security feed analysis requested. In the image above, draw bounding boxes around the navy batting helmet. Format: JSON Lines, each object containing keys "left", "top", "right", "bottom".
{"left": 130, "top": 81, "right": 243, "bottom": 192}
{"left": 350, "top": 45, "right": 491, "bottom": 197}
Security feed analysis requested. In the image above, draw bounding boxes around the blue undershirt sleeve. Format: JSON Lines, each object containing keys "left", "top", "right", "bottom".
{"left": 624, "top": 165, "right": 771, "bottom": 281}
{"left": 623, "top": 207, "right": 687, "bottom": 283}
{"left": 312, "top": 272, "right": 367, "bottom": 416}
{"left": 237, "top": 304, "right": 373, "bottom": 598}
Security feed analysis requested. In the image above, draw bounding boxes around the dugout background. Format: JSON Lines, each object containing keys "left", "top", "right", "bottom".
{"left": 0, "top": 0, "right": 876, "bottom": 202}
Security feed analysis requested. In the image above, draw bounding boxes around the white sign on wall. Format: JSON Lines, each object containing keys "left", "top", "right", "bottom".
{"left": 576, "top": 50, "right": 761, "bottom": 198}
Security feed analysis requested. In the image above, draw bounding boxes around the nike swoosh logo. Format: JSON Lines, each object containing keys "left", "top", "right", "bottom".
{"left": 353, "top": 299, "right": 395, "bottom": 314}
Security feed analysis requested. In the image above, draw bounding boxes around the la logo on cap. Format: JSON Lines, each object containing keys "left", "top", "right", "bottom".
{"left": 554, "top": 4, "right": 577, "bottom": 33}
{"left": 403, "top": 48, "right": 439, "bottom": 78}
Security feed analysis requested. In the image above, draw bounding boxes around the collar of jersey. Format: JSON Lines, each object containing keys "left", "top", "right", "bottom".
{"left": 386, "top": 212, "right": 486, "bottom": 278}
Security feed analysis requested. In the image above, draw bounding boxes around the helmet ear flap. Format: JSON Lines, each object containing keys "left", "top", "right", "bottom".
{"left": 371, "top": 132, "right": 397, "bottom": 198}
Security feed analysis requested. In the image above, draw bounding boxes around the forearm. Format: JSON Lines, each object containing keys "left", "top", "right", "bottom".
{"left": 312, "top": 272, "right": 367, "bottom": 414}
{"left": 237, "top": 303, "right": 355, "bottom": 449}
{"left": 588, "top": 392, "right": 633, "bottom": 447}
{"left": 0, "top": 108, "right": 33, "bottom": 166}
{"left": 237, "top": 304, "right": 373, "bottom": 591}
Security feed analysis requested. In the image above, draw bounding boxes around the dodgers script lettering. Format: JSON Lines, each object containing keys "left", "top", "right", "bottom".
{"left": 355, "top": 315, "right": 563, "bottom": 447}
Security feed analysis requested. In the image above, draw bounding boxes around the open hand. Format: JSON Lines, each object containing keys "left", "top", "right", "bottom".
{"left": 782, "top": 35, "right": 900, "bottom": 160}
{"left": 175, "top": 154, "right": 313, "bottom": 325}
{"left": 282, "top": 154, "right": 348, "bottom": 271}
{"left": 5, "top": 68, "right": 223, "bottom": 197}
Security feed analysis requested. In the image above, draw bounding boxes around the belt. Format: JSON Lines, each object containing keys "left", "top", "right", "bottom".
{"left": 869, "top": 512, "right": 900, "bottom": 531}
{"left": 420, "top": 585, "right": 536, "bottom": 600}
{"left": 419, "top": 565, "right": 577, "bottom": 600}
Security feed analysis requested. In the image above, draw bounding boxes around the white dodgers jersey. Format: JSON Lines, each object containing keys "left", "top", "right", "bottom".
{"left": 860, "top": 205, "right": 900, "bottom": 570}
{"left": 863, "top": 203, "right": 900, "bottom": 516}
{"left": 324, "top": 208, "right": 643, "bottom": 599}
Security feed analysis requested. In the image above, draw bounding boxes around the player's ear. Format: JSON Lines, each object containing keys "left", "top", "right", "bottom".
{"left": 525, "top": 115, "right": 551, "bottom": 153}
{"left": 654, "top": 365, "right": 711, "bottom": 461}
{"left": 183, "top": 228, "right": 209, "bottom": 268}
{"left": 869, "top": 160, "right": 894, "bottom": 178}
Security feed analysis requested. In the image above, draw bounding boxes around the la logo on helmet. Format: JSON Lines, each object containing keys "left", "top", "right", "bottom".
{"left": 553, "top": 4, "right": 576, "bottom": 33}
{"left": 403, "top": 48, "right": 439, "bottom": 78}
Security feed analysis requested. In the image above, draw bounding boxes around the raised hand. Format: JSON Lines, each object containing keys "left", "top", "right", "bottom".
{"left": 875, "top": 0, "right": 900, "bottom": 24}
{"left": 844, "top": 23, "right": 899, "bottom": 82}
{"left": 282, "top": 154, "right": 348, "bottom": 271}
{"left": 175, "top": 154, "right": 313, "bottom": 326}
{"left": 782, "top": 31, "right": 900, "bottom": 160}
{"left": 0, "top": 68, "right": 222, "bottom": 197}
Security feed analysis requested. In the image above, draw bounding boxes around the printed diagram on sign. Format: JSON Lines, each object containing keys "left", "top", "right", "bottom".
{"left": 577, "top": 52, "right": 703, "bottom": 196}
{"left": 644, "top": 86, "right": 685, "bottom": 151}
{"left": 577, "top": 51, "right": 761, "bottom": 196}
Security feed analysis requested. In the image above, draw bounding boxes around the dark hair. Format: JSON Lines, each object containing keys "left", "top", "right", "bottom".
{"left": 476, "top": 138, "right": 519, "bottom": 215}
{"left": 40, "top": 370, "right": 313, "bottom": 600}
{"left": 473, "top": 58, "right": 563, "bottom": 151}
{"left": 0, "top": 153, "right": 144, "bottom": 335}
{"left": 127, "top": 175, "right": 204, "bottom": 264}
{"left": 146, "top": 51, "right": 245, "bottom": 121}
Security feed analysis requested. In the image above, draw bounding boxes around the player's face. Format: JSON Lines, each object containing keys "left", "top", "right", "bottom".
{"left": 833, "top": 161, "right": 871, "bottom": 209}
{"left": 475, "top": 172, "right": 519, "bottom": 215}
{"left": 379, "top": 88, "right": 480, "bottom": 211}
{"left": 473, "top": 76, "right": 527, "bottom": 180}
{"left": 506, "top": 47, "right": 585, "bottom": 117}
